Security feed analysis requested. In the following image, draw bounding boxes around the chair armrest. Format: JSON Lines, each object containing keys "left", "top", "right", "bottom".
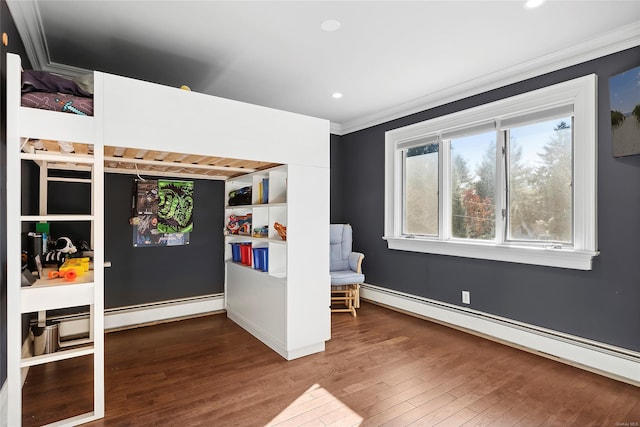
{"left": 349, "top": 252, "right": 365, "bottom": 273}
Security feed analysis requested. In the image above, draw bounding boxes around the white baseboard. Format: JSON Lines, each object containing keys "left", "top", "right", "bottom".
{"left": 0, "top": 379, "right": 7, "bottom": 427}
{"left": 226, "top": 308, "right": 325, "bottom": 361}
{"left": 104, "top": 294, "right": 225, "bottom": 331}
{"left": 360, "top": 283, "right": 640, "bottom": 385}
{"left": 226, "top": 308, "right": 288, "bottom": 359}
{"left": 46, "top": 294, "right": 225, "bottom": 338}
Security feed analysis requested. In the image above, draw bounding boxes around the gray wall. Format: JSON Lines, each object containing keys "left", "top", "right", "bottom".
{"left": 330, "top": 133, "right": 344, "bottom": 223}
{"left": 337, "top": 45, "right": 640, "bottom": 352}
{"left": 104, "top": 174, "right": 225, "bottom": 308}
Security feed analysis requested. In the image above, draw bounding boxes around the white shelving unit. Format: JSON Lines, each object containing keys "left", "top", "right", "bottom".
{"left": 6, "top": 53, "right": 105, "bottom": 426}
{"left": 224, "top": 165, "right": 288, "bottom": 278}
{"left": 223, "top": 163, "right": 331, "bottom": 360}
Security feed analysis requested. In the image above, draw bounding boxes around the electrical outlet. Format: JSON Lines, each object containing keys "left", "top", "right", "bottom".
{"left": 462, "top": 290, "right": 470, "bottom": 304}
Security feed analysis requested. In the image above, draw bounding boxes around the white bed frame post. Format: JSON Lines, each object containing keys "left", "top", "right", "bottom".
{"left": 6, "top": 51, "right": 24, "bottom": 427}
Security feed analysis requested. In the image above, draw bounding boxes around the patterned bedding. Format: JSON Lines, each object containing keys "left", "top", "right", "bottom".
{"left": 21, "top": 69, "right": 94, "bottom": 116}
{"left": 21, "top": 92, "right": 94, "bottom": 116}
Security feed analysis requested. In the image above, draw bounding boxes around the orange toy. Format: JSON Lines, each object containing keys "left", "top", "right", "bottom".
{"left": 48, "top": 269, "right": 78, "bottom": 281}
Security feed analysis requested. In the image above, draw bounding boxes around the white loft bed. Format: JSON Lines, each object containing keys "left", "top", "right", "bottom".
{"left": 6, "top": 52, "right": 330, "bottom": 426}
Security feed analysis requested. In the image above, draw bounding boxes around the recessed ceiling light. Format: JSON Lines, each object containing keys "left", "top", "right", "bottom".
{"left": 524, "top": 0, "right": 545, "bottom": 8}
{"left": 321, "top": 19, "right": 341, "bottom": 32}
{"left": 332, "top": 92, "right": 343, "bottom": 99}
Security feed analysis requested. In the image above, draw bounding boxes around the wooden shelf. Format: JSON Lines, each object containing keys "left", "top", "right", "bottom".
{"left": 225, "top": 235, "right": 286, "bottom": 244}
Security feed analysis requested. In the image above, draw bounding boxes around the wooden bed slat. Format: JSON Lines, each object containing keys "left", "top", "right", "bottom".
{"left": 35, "top": 144, "right": 281, "bottom": 181}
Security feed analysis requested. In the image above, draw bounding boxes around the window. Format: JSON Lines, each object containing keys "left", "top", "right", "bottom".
{"left": 385, "top": 75, "right": 598, "bottom": 270}
{"left": 404, "top": 143, "right": 439, "bottom": 236}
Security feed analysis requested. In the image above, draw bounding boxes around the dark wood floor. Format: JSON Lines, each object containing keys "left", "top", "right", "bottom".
{"left": 22, "top": 301, "right": 640, "bottom": 426}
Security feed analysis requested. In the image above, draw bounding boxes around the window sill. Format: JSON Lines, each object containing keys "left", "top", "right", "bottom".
{"left": 383, "top": 236, "right": 599, "bottom": 270}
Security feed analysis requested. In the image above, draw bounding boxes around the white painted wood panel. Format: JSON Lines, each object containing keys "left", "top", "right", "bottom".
{"left": 225, "top": 262, "right": 287, "bottom": 349}
{"left": 101, "top": 73, "right": 329, "bottom": 168}
{"left": 18, "top": 106, "right": 94, "bottom": 143}
{"left": 21, "top": 282, "right": 95, "bottom": 313}
{"left": 286, "top": 164, "right": 331, "bottom": 350}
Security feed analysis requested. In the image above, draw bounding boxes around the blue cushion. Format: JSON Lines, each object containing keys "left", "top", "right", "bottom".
{"left": 330, "top": 224, "right": 353, "bottom": 271}
{"left": 330, "top": 270, "right": 364, "bottom": 285}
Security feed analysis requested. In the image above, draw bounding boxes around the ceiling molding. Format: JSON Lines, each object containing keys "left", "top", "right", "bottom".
{"left": 6, "top": 0, "right": 46, "bottom": 70}
{"left": 6, "top": 0, "right": 90, "bottom": 76}
{"left": 336, "top": 22, "right": 640, "bottom": 136}
{"left": 329, "top": 122, "right": 342, "bottom": 136}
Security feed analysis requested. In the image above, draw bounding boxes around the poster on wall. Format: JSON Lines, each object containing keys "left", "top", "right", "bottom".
{"left": 609, "top": 65, "right": 640, "bottom": 157}
{"left": 157, "top": 180, "right": 194, "bottom": 233}
{"left": 132, "top": 179, "right": 193, "bottom": 247}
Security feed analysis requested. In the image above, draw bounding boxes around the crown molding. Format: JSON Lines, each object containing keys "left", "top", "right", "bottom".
{"left": 6, "top": 0, "right": 91, "bottom": 76}
{"left": 329, "top": 122, "right": 342, "bottom": 136}
{"left": 337, "top": 22, "right": 640, "bottom": 136}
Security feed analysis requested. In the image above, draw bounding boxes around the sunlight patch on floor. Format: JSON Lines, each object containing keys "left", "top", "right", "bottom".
{"left": 267, "top": 383, "right": 363, "bottom": 426}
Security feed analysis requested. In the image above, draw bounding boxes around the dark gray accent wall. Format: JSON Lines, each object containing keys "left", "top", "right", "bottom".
{"left": 104, "top": 173, "right": 225, "bottom": 308}
{"left": 1, "top": 0, "right": 32, "bottom": 385}
{"left": 330, "top": 133, "right": 344, "bottom": 223}
{"left": 338, "top": 46, "right": 640, "bottom": 352}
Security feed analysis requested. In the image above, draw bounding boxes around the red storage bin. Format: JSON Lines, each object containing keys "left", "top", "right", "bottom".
{"left": 240, "top": 243, "right": 252, "bottom": 266}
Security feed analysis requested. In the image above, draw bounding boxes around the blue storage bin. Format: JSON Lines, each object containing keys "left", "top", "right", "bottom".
{"left": 230, "top": 243, "right": 242, "bottom": 262}
{"left": 252, "top": 247, "right": 269, "bottom": 272}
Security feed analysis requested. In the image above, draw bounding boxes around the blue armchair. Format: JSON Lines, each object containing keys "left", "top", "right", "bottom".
{"left": 330, "top": 224, "right": 365, "bottom": 316}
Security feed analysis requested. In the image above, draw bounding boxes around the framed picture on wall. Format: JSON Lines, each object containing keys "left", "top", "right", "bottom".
{"left": 609, "top": 65, "right": 640, "bottom": 157}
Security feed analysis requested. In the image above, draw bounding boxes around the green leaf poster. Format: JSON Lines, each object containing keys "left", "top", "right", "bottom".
{"left": 132, "top": 179, "right": 193, "bottom": 247}
{"left": 158, "top": 180, "right": 194, "bottom": 233}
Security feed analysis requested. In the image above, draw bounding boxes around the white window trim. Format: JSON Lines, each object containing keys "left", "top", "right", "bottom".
{"left": 384, "top": 75, "right": 598, "bottom": 270}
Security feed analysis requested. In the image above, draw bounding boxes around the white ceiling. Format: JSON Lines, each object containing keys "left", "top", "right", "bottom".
{"left": 7, "top": 1, "right": 640, "bottom": 134}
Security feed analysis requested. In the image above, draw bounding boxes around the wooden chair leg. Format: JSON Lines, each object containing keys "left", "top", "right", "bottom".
{"left": 331, "top": 285, "right": 357, "bottom": 317}
{"left": 354, "top": 284, "right": 360, "bottom": 309}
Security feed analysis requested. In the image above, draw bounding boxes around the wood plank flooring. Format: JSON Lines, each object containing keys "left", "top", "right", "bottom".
{"left": 22, "top": 302, "right": 640, "bottom": 426}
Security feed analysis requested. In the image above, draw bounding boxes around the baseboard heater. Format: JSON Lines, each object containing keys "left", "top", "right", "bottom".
{"left": 360, "top": 283, "right": 640, "bottom": 386}
{"left": 46, "top": 294, "right": 225, "bottom": 339}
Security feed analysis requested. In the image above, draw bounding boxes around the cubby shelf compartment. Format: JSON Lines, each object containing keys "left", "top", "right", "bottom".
{"left": 20, "top": 345, "right": 95, "bottom": 368}
{"left": 225, "top": 165, "right": 288, "bottom": 280}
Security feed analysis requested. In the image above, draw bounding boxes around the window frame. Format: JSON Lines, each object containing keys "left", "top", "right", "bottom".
{"left": 384, "top": 75, "right": 598, "bottom": 270}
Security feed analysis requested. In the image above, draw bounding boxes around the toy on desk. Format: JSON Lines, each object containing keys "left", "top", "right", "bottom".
{"left": 43, "top": 237, "right": 77, "bottom": 267}
{"left": 47, "top": 257, "right": 90, "bottom": 282}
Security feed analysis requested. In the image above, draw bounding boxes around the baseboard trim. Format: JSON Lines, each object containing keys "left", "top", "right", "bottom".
{"left": 226, "top": 308, "right": 288, "bottom": 359}
{"left": 46, "top": 294, "right": 225, "bottom": 337}
{"left": 360, "top": 283, "right": 640, "bottom": 386}
{"left": 226, "top": 308, "right": 325, "bottom": 361}
{"left": 105, "top": 294, "right": 225, "bottom": 331}
{"left": 0, "top": 379, "right": 7, "bottom": 427}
